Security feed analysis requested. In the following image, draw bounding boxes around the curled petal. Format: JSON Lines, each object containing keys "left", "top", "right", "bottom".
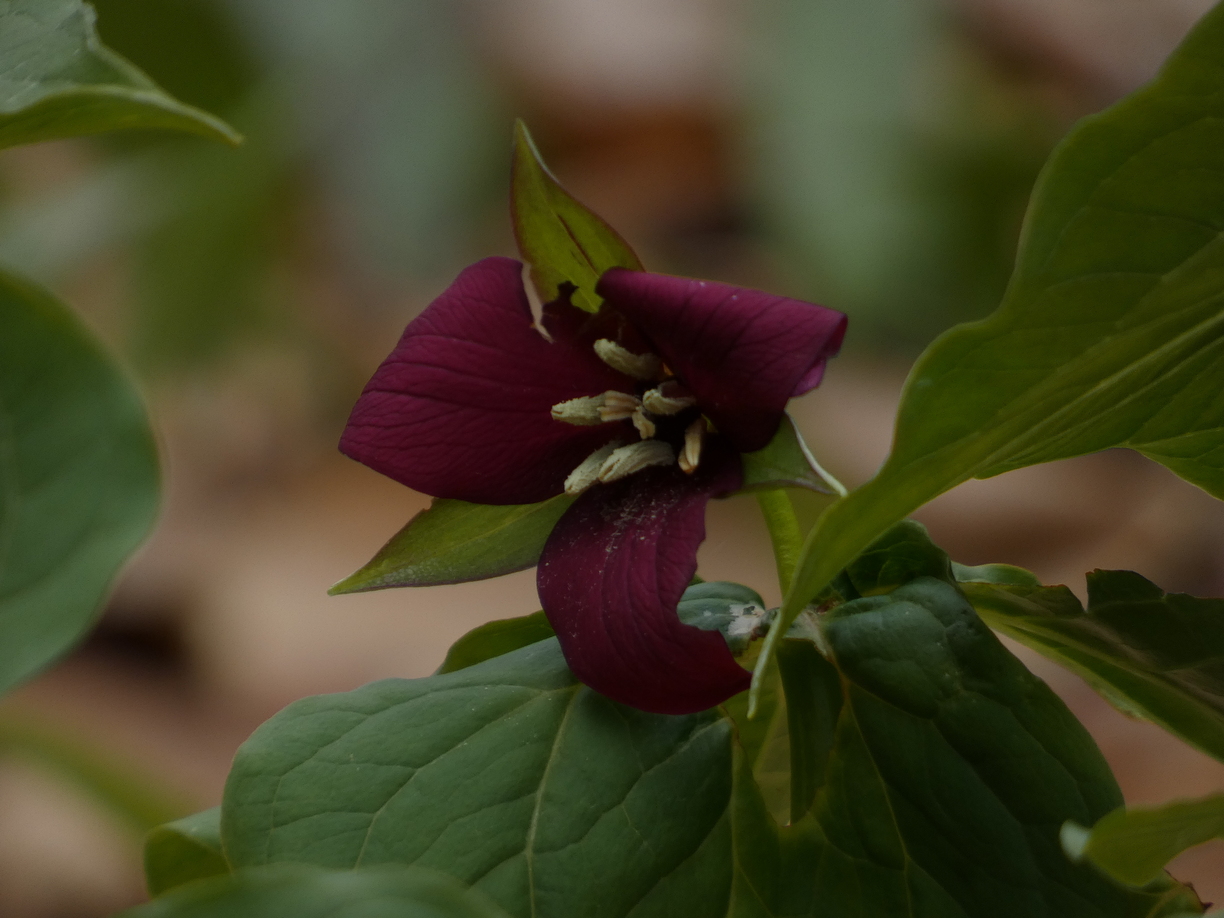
{"left": 537, "top": 440, "right": 750, "bottom": 714}
{"left": 341, "top": 257, "right": 631, "bottom": 504}
{"left": 597, "top": 268, "right": 847, "bottom": 452}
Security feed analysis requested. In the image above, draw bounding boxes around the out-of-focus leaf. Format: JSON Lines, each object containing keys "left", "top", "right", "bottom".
{"left": 1063, "top": 795, "right": 1224, "bottom": 888}
{"left": 739, "top": 414, "right": 837, "bottom": 494}
{"left": 511, "top": 120, "right": 642, "bottom": 314}
{"left": 90, "top": 0, "right": 257, "bottom": 119}
{"left": 0, "top": 270, "right": 158, "bottom": 693}
{"left": 330, "top": 494, "right": 573, "bottom": 594}
{"left": 0, "top": 0, "right": 239, "bottom": 148}
{"left": 759, "top": 0, "right": 1224, "bottom": 711}
{"left": 0, "top": 714, "right": 185, "bottom": 832}
{"left": 128, "top": 98, "right": 284, "bottom": 373}
{"left": 122, "top": 864, "right": 511, "bottom": 918}
{"left": 145, "top": 807, "right": 229, "bottom": 897}
{"left": 436, "top": 611, "right": 554, "bottom": 674}
{"left": 221, "top": 639, "right": 734, "bottom": 918}
{"left": 731, "top": 576, "right": 1203, "bottom": 916}
{"left": 960, "top": 568, "right": 1224, "bottom": 763}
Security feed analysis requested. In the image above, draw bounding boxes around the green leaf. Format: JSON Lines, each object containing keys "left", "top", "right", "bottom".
{"left": 436, "top": 611, "right": 554, "bottom": 674}
{"left": 841, "top": 519, "right": 953, "bottom": 595}
{"left": 760, "top": 0, "right": 1224, "bottom": 708}
{"left": 732, "top": 577, "right": 1203, "bottom": 916}
{"left": 221, "top": 638, "right": 735, "bottom": 918}
{"left": 330, "top": 495, "right": 573, "bottom": 594}
{"left": 0, "top": 0, "right": 240, "bottom": 148}
{"left": 0, "top": 269, "right": 159, "bottom": 693}
{"left": 960, "top": 568, "right": 1224, "bottom": 763}
{"left": 739, "top": 414, "right": 839, "bottom": 494}
{"left": 121, "top": 864, "right": 511, "bottom": 918}
{"left": 145, "top": 807, "right": 229, "bottom": 897}
{"left": 1064, "top": 795, "right": 1224, "bottom": 888}
{"left": 0, "top": 713, "right": 185, "bottom": 833}
{"left": 510, "top": 120, "right": 643, "bottom": 314}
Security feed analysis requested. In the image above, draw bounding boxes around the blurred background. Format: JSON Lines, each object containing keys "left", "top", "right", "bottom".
{"left": 1, "top": 0, "right": 1222, "bottom": 913}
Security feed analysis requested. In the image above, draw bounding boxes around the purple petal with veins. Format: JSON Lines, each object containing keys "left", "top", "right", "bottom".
{"left": 537, "top": 440, "right": 750, "bottom": 714}
{"left": 341, "top": 257, "right": 632, "bottom": 504}
{"left": 598, "top": 268, "right": 846, "bottom": 452}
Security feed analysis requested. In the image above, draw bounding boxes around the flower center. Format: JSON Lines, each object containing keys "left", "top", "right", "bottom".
{"left": 552, "top": 339, "right": 709, "bottom": 494}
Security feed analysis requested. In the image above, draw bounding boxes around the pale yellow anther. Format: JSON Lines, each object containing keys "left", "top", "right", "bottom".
{"left": 678, "top": 418, "right": 706, "bottom": 474}
{"left": 599, "top": 390, "right": 641, "bottom": 422}
{"left": 564, "top": 442, "right": 620, "bottom": 495}
{"left": 551, "top": 394, "right": 606, "bottom": 425}
{"left": 598, "top": 440, "right": 674, "bottom": 483}
{"left": 642, "top": 382, "right": 696, "bottom": 416}
{"left": 630, "top": 407, "right": 656, "bottom": 439}
{"left": 594, "top": 339, "right": 662, "bottom": 380}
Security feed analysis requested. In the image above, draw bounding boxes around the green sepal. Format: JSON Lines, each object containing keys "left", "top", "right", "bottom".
{"left": 329, "top": 495, "right": 573, "bottom": 593}
{"left": 120, "top": 864, "right": 511, "bottom": 918}
{"left": 510, "top": 120, "right": 642, "bottom": 314}
{"left": 144, "top": 807, "right": 229, "bottom": 897}
{"left": 0, "top": 0, "right": 241, "bottom": 149}
{"left": 1063, "top": 794, "right": 1224, "bottom": 888}
{"left": 739, "top": 413, "right": 840, "bottom": 494}
{"left": 436, "top": 611, "right": 554, "bottom": 674}
{"left": 0, "top": 269, "right": 159, "bottom": 693}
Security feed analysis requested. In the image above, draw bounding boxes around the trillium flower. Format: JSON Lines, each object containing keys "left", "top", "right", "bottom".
{"left": 341, "top": 256, "right": 846, "bottom": 714}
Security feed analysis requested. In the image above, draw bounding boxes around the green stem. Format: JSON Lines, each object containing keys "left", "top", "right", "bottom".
{"left": 755, "top": 489, "right": 804, "bottom": 594}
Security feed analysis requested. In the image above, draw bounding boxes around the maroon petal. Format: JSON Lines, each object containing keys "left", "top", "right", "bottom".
{"left": 597, "top": 268, "right": 847, "bottom": 452}
{"left": 341, "top": 257, "right": 632, "bottom": 504}
{"left": 537, "top": 441, "right": 750, "bottom": 714}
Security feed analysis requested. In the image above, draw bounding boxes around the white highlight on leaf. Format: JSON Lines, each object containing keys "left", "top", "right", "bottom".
{"left": 522, "top": 262, "right": 553, "bottom": 342}
{"left": 564, "top": 441, "right": 620, "bottom": 495}
{"left": 594, "top": 338, "right": 661, "bottom": 380}
{"left": 598, "top": 440, "right": 674, "bottom": 483}
{"left": 679, "top": 418, "right": 705, "bottom": 474}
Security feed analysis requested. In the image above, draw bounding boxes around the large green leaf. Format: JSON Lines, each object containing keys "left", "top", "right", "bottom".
{"left": 122, "top": 864, "right": 511, "bottom": 918}
{"left": 0, "top": 0, "right": 239, "bottom": 148}
{"left": 221, "top": 638, "right": 734, "bottom": 918}
{"left": 510, "top": 120, "right": 642, "bottom": 314}
{"left": 0, "top": 269, "right": 159, "bottom": 693}
{"left": 330, "top": 495, "right": 574, "bottom": 593}
{"left": 144, "top": 807, "right": 229, "bottom": 897}
{"left": 732, "top": 577, "right": 1202, "bottom": 917}
{"left": 760, "top": 0, "right": 1224, "bottom": 705}
{"left": 959, "top": 568, "right": 1224, "bottom": 763}
{"left": 1064, "top": 795, "right": 1224, "bottom": 888}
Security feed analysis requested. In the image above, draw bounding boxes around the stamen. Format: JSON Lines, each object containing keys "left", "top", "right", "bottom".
{"left": 642, "top": 381, "right": 696, "bottom": 415}
{"left": 598, "top": 440, "right": 674, "bottom": 483}
{"left": 630, "top": 407, "right": 656, "bottom": 439}
{"left": 599, "top": 391, "right": 640, "bottom": 422}
{"left": 551, "top": 394, "right": 606, "bottom": 425}
{"left": 564, "top": 442, "right": 620, "bottom": 495}
{"left": 594, "top": 339, "right": 662, "bottom": 380}
{"left": 679, "top": 418, "right": 706, "bottom": 474}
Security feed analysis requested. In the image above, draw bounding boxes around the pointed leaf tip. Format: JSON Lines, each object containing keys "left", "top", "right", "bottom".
{"left": 511, "top": 120, "right": 642, "bottom": 314}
